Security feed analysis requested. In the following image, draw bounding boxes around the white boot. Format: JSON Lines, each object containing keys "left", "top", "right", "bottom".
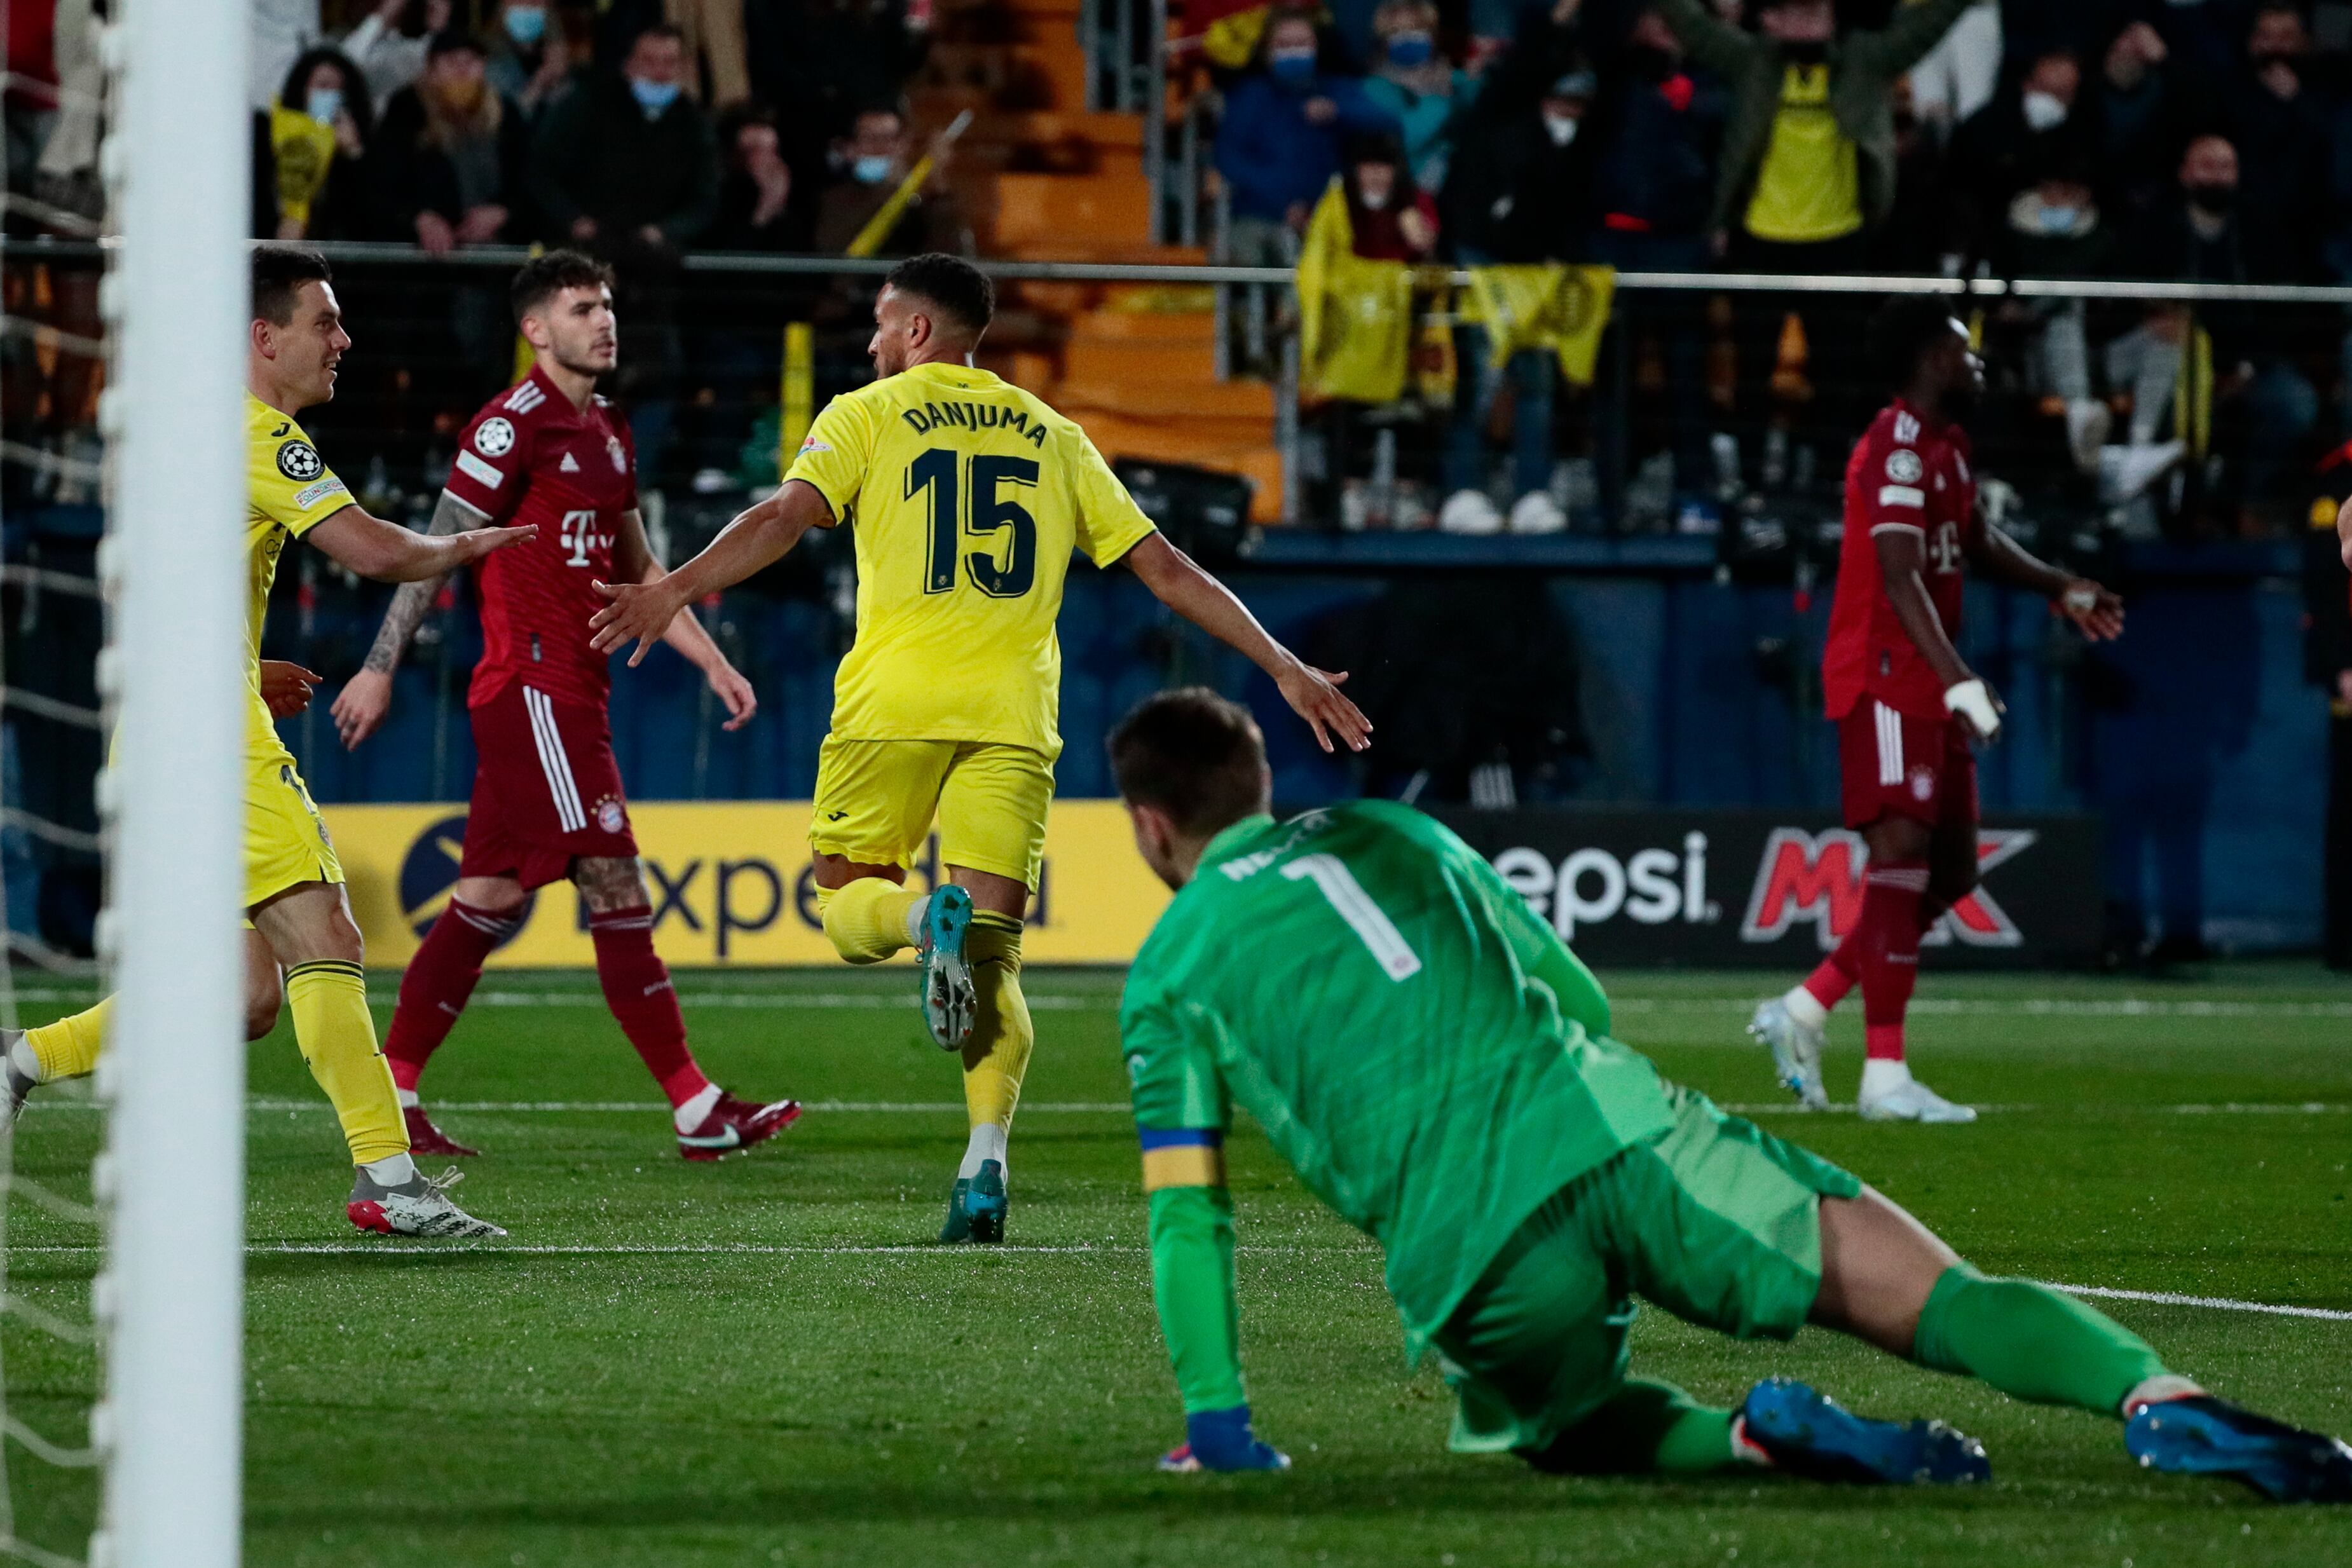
{"left": 1439, "top": 489, "right": 1504, "bottom": 535}
{"left": 1857, "top": 1058, "right": 1976, "bottom": 1124}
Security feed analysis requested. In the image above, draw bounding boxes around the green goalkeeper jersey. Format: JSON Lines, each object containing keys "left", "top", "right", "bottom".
{"left": 1120, "top": 801, "right": 1676, "bottom": 1360}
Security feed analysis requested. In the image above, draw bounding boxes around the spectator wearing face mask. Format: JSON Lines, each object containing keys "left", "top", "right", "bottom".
{"left": 264, "top": 46, "right": 376, "bottom": 241}
{"left": 379, "top": 33, "right": 533, "bottom": 388}
{"left": 1979, "top": 146, "right": 2116, "bottom": 479}
{"left": 1343, "top": 134, "right": 1439, "bottom": 259}
{"left": 1946, "top": 48, "right": 2090, "bottom": 270}
{"left": 528, "top": 22, "right": 720, "bottom": 487}
{"left": 1361, "top": 0, "right": 1477, "bottom": 194}
{"left": 812, "top": 103, "right": 965, "bottom": 255}
{"left": 1438, "top": 65, "right": 1597, "bottom": 535}
{"left": 1214, "top": 10, "right": 1400, "bottom": 266}
{"left": 528, "top": 23, "right": 719, "bottom": 254}
{"left": 2223, "top": 1, "right": 2332, "bottom": 283}
{"left": 486, "top": 0, "right": 577, "bottom": 122}
{"left": 2112, "top": 133, "right": 2320, "bottom": 529}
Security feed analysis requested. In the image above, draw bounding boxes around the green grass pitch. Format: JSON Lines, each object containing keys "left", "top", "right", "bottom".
{"left": 7, "top": 962, "right": 2351, "bottom": 1567}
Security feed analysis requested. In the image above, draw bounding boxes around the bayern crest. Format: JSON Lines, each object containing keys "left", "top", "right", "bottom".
{"left": 596, "top": 796, "right": 627, "bottom": 835}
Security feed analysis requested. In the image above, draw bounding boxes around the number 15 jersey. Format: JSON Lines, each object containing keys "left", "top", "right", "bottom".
{"left": 786, "top": 361, "right": 1157, "bottom": 756}
{"left": 442, "top": 364, "right": 641, "bottom": 712}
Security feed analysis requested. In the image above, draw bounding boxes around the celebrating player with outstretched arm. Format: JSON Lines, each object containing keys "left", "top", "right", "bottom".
{"left": 589, "top": 252, "right": 1369, "bottom": 1243}
{"left": 1106, "top": 687, "right": 2348, "bottom": 1499}
{"left": 1751, "top": 298, "right": 2124, "bottom": 1123}
{"left": 6, "top": 244, "right": 531, "bottom": 1237}
{"left": 329, "top": 250, "right": 798, "bottom": 1162}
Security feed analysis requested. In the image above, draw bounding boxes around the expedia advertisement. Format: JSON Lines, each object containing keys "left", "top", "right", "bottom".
{"left": 1425, "top": 807, "right": 2103, "bottom": 968}
{"left": 320, "top": 801, "right": 1170, "bottom": 969}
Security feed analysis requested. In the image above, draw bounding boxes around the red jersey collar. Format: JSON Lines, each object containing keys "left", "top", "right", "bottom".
{"left": 1890, "top": 396, "right": 1952, "bottom": 437}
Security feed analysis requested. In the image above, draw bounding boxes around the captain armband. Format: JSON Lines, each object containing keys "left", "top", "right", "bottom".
{"left": 1139, "top": 1127, "right": 1226, "bottom": 1192}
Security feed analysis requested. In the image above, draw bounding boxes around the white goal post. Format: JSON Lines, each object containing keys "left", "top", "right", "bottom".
{"left": 88, "top": 0, "right": 250, "bottom": 1559}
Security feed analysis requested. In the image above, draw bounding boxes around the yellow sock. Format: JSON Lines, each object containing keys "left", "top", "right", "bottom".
{"left": 24, "top": 997, "right": 111, "bottom": 1082}
{"left": 820, "top": 876, "right": 923, "bottom": 965}
{"left": 960, "top": 912, "right": 1032, "bottom": 1133}
{"left": 284, "top": 960, "right": 408, "bottom": 1166}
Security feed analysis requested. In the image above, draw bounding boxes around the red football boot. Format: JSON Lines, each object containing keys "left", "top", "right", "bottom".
{"left": 677, "top": 1093, "right": 802, "bottom": 1161}
{"left": 404, "top": 1103, "right": 481, "bottom": 1158}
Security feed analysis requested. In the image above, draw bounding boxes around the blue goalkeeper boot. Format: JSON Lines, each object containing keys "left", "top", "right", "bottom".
{"left": 939, "top": 1157, "right": 1006, "bottom": 1244}
{"left": 2126, "top": 1394, "right": 2352, "bottom": 1502}
{"left": 917, "top": 883, "right": 976, "bottom": 1051}
{"left": 1739, "top": 1377, "right": 1990, "bottom": 1486}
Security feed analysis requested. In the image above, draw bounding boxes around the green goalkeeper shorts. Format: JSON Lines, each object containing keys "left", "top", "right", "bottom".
{"left": 1434, "top": 1081, "right": 1863, "bottom": 1456}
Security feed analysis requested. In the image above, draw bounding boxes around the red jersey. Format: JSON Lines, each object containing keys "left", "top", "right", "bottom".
{"left": 1822, "top": 399, "right": 1979, "bottom": 722}
{"left": 443, "top": 365, "right": 639, "bottom": 711}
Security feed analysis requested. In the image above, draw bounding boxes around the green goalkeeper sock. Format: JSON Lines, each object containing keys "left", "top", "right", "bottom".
{"left": 1912, "top": 1265, "right": 2170, "bottom": 1417}
{"left": 1521, "top": 1379, "right": 1741, "bottom": 1476}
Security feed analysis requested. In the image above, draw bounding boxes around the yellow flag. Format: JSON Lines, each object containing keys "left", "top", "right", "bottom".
{"left": 1294, "top": 178, "right": 1411, "bottom": 405}
{"left": 268, "top": 103, "right": 338, "bottom": 230}
{"left": 1458, "top": 264, "right": 1617, "bottom": 387}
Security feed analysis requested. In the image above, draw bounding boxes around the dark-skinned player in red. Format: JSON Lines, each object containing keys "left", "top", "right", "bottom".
{"left": 1750, "top": 297, "right": 2125, "bottom": 1122}
{"left": 331, "top": 250, "right": 800, "bottom": 1161}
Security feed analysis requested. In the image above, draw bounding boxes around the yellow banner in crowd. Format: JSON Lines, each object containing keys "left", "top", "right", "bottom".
{"left": 322, "top": 801, "right": 1172, "bottom": 969}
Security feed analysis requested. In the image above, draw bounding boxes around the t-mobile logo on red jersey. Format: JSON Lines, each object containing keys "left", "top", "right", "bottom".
{"left": 558, "top": 508, "right": 612, "bottom": 568}
{"left": 1739, "top": 828, "right": 2035, "bottom": 949}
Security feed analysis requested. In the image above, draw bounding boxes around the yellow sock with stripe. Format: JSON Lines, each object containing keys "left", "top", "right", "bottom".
{"left": 285, "top": 961, "right": 409, "bottom": 1167}
{"left": 818, "top": 876, "right": 924, "bottom": 965}
{"left": 958, "top": 911, "right": 1032, "bottom": 1176}
{"left": 24, "top": 997, "right": 111, "bottom": 1082}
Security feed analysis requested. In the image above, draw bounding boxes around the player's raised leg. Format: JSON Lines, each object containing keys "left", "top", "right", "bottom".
{"left": 1812, "top": 1184, "right": 2350, "bottom": 1501}
{"left": 250, "top": 879, "right": 503, "bottom": 1237}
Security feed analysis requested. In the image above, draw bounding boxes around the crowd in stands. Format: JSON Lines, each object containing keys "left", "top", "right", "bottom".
{"left": 1212, "top": 0, "right": 2352, "bottom": 535}
{"left": 11, "top": 0, "right": 2352, "bottom": 531}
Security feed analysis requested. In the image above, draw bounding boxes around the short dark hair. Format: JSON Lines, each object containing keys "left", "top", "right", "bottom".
{"left": 1107, "top": 688, "right": 1269, "bottom": 839}
{"left": 629, "top": 20, "right": 685, "bottom": 48}
{"left": 252, "top": 242, "right": 333, "bottom": 326}
{"left": 884, "top": 252, "right": 994, "bottom": 337}
{"left": 510, "top": 249, "right": 615, "bottom": 325}
{"left": 1873, "top": 293, "right": 1964, "bottom": 393}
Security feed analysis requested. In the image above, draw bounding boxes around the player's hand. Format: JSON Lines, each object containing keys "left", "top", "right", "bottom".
{"left": 1943, "top": 676, "right": 2005, "bottom": 744}
{"left": 1275, "top": 659, "right": 1371, "bottom": 754}
{"left": 331, "top": 667, "right": 393, "bottom": 748}
{"left": 707, "top": 662, "right": 758, "bottom": 731}
{"left": 257, "top": 660, "right": 322, "bottom": 720}
{"left": 1158, "top": 1407, "right": 1290, "bottom": 1474}
{"left": 454, "top": 524, "right": 537, "bottom": 565}
{"left": 587, "top": 578, "right": 687, "bottom": 667}
{"left": 2058, "top": 578, "right": 2124, "bottom": 641}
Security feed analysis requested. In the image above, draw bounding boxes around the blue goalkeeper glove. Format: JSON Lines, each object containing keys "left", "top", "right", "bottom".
{"left": 1158, "top": 1405, "right": 1292, "bottom": 1473}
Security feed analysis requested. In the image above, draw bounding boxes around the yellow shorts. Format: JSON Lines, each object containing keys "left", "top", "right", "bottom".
{"left": 810, "top": 737, "right": 1055, "bottom": 889}
{"left": 245, "top": 749, "right": 344, "bottom": 911}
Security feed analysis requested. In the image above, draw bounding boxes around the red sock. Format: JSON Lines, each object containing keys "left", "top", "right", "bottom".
{"left": 1856, "top": 862, "right": 1927, "bottom": 1062}
{"left": 384, "top": 899, "right": 519, "bottom": 1090}
{"left": 1802, "top": 942, "right": 1859, "bottom": 1011}
{"left": 589, "top": 908, "right": 708, "bottom": 1108}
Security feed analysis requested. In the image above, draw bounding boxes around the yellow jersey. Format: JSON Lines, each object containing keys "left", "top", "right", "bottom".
{"left": 244, "top": 392, "right": 354, "bottom": 760}
{"left": 1743, "top": 64, "right": 1863, "bottom": 245}
{"left": 785, "top": 361, "right": 1158, "bottom": 755}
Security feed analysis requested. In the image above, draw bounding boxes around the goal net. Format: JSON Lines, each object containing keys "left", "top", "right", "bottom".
{"left": 3, "top": 0, "right": 249, "bottom": 1561}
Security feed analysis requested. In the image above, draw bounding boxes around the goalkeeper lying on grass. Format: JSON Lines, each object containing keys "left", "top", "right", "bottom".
{"left": 1104, "top": 688, "right": 2351, "bottom": 1499}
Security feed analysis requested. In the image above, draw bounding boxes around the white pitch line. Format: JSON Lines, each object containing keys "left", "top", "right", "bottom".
{"left": 9, "top": 1243, "right": 2349, "bottom": 1323}
{"left": 2049, "top": 1284, "right": 2352, "bottom": 1323}
{"left": 29, "top": 1099, "right": 2344, "bottom": 1117}
{"left": 15, "top": 988, "right": 2352, "bottom": 1018}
